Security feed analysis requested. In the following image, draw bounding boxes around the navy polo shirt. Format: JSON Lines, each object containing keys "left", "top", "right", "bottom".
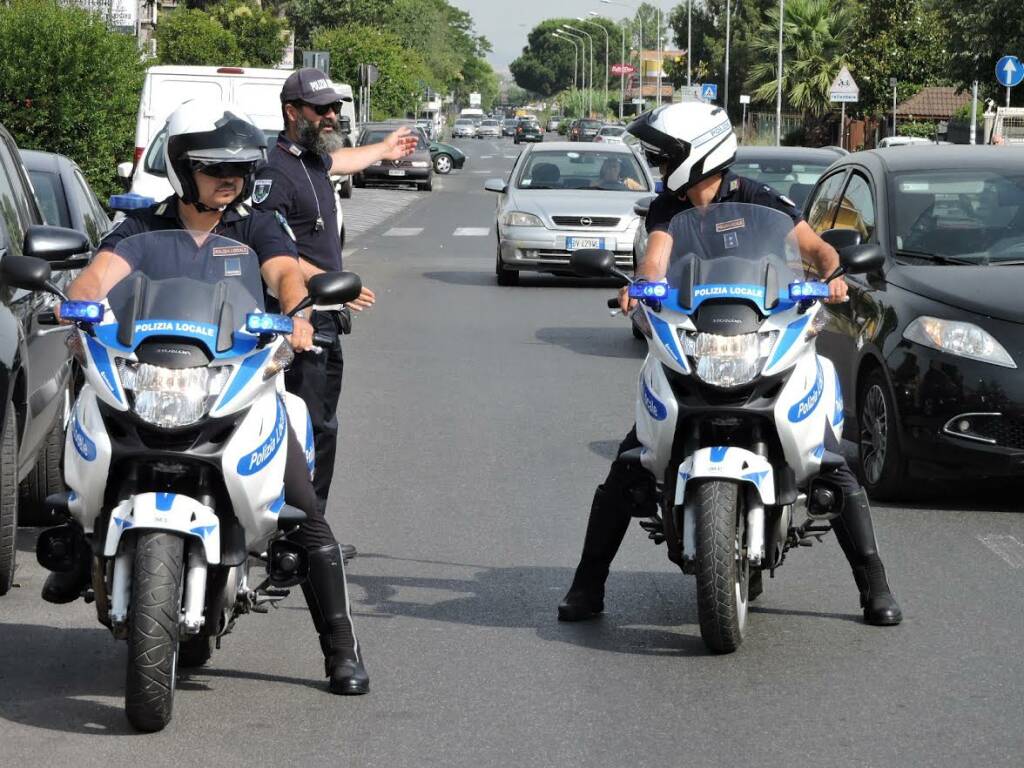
{"left": 252, "top": 133, "right": 341, "bottom": 271}
{"left": 646, "top": 170, "right": 804, "bottom": 235}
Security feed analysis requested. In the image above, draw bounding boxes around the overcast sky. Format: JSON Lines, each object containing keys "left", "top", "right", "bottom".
{"left": 451, "top": 0, "right": 636, "bottom": 73}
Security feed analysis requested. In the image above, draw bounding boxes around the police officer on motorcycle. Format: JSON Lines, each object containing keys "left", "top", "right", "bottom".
{"left": 42, "top": 101, "right": 370, "bottom": 695}
{"left": 559, "top": 102, "right": 902, "bottom": 627}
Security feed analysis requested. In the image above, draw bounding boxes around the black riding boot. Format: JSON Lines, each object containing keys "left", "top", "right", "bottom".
{"left": 301, "top": 544, "right": 369, "bottom": 694}
{"left": 831, "top": 489, "right": 902, "bottom": 626}
{"left": 41, "top": 547, "right": 91, "bottom": 604}
{"left": 558, "top": 486, "right": 632, "bottom": 621}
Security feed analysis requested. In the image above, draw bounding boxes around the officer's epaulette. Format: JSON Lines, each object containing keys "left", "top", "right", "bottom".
{"left": 155, "top": 202, "right": 169, "bottom": 216}
{"left": 234, "top": 204, "right": 250, "bottom": 218}
{"left": 729, "top": 178, "right": 739, "bottom": 193}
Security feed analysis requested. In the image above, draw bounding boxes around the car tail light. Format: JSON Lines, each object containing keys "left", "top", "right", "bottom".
{"left": 134, "top": 146, "right": 144, "bottom": 164}
{"left": 217, "top": 67, "right": 244, "bottom": 74}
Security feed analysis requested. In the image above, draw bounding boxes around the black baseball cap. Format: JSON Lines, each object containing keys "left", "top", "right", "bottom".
{"left": 281, "top": 68, "right": 344, "bottom": 106}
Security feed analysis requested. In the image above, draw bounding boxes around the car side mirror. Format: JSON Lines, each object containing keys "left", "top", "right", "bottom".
{"left": 116, "top": 161, "right": 134, "bottom": 180}
{"left": 484, "top": 178, "right": 507, "bottom": 193}
{"left": 839, "top": 244, "right": 885, "bottom": 275}
{"left": 634, "top": 195, "right": 654, "bottom": 217}
{"left": 820, "top": 227, "right": 862, "bottom": 251}
{"left": 570, "top": 248, "right": 617, "bottom": 278}
{"left": 2, "top": 254, "right": 54, "bottom": 292}
{"left": 23, "top": 225, "right": 91, "bottom": 263}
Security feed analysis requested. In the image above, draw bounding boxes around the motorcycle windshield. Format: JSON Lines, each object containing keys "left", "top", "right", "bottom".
{"left": 103, "top": 230, "right": 268, "bottom": 358}
{"left": 662, "top": 203, "right": 811, "bottom": 315}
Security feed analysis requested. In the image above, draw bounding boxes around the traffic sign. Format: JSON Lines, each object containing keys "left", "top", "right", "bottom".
{"left": 739, "top": 94, "right": 750, "bottom": 105}
{"left": 611, "top": 63, "right": 637, "bottom": 76}
{"left": 996, "top": 55, "right": 1024, "bottom": 88}
{"left": 700, "top": 83, "right": 718, "bottom": 102}
{"left": 829, "top": 66, "right": 859, "bottom": 103}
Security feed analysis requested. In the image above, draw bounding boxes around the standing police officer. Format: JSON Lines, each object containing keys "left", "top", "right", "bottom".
{"left": 253, "top": 69, "right": 417, "bottom": 555}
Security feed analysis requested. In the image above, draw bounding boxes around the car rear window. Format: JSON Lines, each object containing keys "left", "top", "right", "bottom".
{"left": 731, "top": 159, "right": 830, "bottom": 206}
{"left": 599, "top": 126, "right": 625, "bottom": 136}
{"left": 581, "top": 120, "right": 602, "bottom": 129}
{"left": 517, "top": 150, "right": 649, "bottom": 192}
{"left": 28, "top": 169, "right": 71, "bottom": 228}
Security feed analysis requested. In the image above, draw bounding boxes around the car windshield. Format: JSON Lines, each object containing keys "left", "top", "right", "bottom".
{"left": 599, "top": 126, "right": 625, "bottom": 136}
{"left": 517, "top": 150, "right": 649, "bottom": 192}
{"left": 482, "top": 120, "right": 499, "bottom": 127}
{"left": 102, "top": 231, "right": 267, "bottom": 355}
{"left": 730, "top": 157, "right": 831, "bottom": 207}
{"left": 890, "top": 169, "right": 1024, "bottom": 264}
{"left": 455, "top": 119, "right": 472, "bottom": 126}
{"left": 663, "top": 203, "right": 810, "bottom": 311}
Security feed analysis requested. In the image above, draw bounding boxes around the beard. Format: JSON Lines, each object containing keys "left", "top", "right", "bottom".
{"left": 296, "top": 113, "right": 347, "bottom": 154}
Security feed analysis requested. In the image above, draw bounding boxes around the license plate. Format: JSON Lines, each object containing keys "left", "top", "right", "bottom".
{"left": 388, "top": 169, "right": 406, "bottom": 176}
{"left": 566, "top": 237, "right": 604, "bottom": 250}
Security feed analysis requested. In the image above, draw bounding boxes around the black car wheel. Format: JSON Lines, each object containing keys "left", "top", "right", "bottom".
{"left": 0, "top": 408, "right": 17, "bottom": 595}
{"left": 419, "top": 178, "right": 433, "bottom": 192}
{"left": 19, "top": 385, "right": 68, "bottom": 526}
{"left": 857, "top": 368, "right": 906, "bottom": 500}
{"left": 338, "top": 176, "right": 353, "bottom": 199}
{"left": 433, "top": 154, "right": 453, "bottom": 174}
{"left": 353, "top": 174, "right": 365, "bottom": 189}
{"left": 495, "top": 240, "right": 518, "bottom": 286}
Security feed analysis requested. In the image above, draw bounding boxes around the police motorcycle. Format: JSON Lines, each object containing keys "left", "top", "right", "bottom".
{"left": 0, "top": 229, "right": 362, "bottom": 731}
{"left": 572, "top": 202, "right": 883, "bottom": 653}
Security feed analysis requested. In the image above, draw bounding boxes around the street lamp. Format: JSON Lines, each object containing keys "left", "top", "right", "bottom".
{"left": 591, "top": 10, "right": 625, "bottom": 119}
{"left": 601, "top": 0, "right": 642, "bottom": 115}
{"left": 564, "top": 24, "right": 595, "bottom": 116}
{"left": 551, "top": 32, "right": 579, "bottom": 90}
{"left": 558, "top": 27, "right": 587, "bottom": 104}
{"left": 579, "top": 16, "right": 609, "bottom": 117}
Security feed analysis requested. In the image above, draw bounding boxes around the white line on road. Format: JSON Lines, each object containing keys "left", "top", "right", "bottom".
{"left": 979, "top": 534, "right": 1024, "bottom": 568}
{"left": 504, "top": 154, "right": 518, "bottom": 159}
{"left": 453, "top": 227, "right": 490, "bottom": 237}
{"left": 481, "top": 155, "right": 493, "bottom": 159}
{"left": 383, "top": 227, "right": 423, "bottom": 237}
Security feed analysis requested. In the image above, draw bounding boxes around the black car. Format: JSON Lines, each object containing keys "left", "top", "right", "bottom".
{"left": 575, "top": 119, "right": 603, "bottom": 142}
{"left": 730, "top": 145, "right": 847, "bottom": 209}
{"left": 0, "top": 125, "right": 92, "bottom": 593}
{"left": 514, "top": 120, "right": 543, "bottom": 144}
{"left": 21, "top": 149, "right": 112, "bottom": 247}
{"left": 354, "top": 122, "right": 434, "bottom": 192}
{"left": 806, "top": 146, "right": 1024, "bottom": 498}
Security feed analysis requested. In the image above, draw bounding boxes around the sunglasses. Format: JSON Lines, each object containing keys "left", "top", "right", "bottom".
{"left": 302, "top": 101, "right": 344, "bottom": 117}
{"left": 191, "top": 160, "right": 257, "bottom": 179}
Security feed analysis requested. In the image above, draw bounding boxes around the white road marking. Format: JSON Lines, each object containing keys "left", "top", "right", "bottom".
{"left": 979, "top": 534, "right": 1024, "bottom": 568}
{"left": 481, "top": 155, "right": 494, "bottom": 159}
{"left": 453, "top": 227, "right": 490, "bottom": 237}
{"left": 383, "top": 227, "right": 423, "bottom": 237}
{"left": 504, "top": 154, "right": 518, "bottom": 159}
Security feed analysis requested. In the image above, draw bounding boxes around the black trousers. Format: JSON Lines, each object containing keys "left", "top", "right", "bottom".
{"left": 286, "top": 310, "right": 345, "bottom": 514}
{"left": 283, "top": 426, "right": 337, "bottom": 550}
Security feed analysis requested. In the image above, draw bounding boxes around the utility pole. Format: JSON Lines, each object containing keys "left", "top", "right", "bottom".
{"left": 890, "top": 77, "right": 898, "bottom": 136}
{"left": 687, "top": 0, "right": 692, "bottom": 86}
{"left": 724, "top": 0, "right": 732, "bottom": 114}
{"left": 776, "top": 0, "right": 784, "bottom": 145}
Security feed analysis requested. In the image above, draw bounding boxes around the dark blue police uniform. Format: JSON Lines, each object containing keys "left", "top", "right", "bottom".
{"left": 252, "top": 134, "right": 347, "bottom": 515}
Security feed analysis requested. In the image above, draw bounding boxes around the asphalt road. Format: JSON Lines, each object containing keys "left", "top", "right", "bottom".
{"left": 3, "top": 136, "right": 1024, "bottom": 767}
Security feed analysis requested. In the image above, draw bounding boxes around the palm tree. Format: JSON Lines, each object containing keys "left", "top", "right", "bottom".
{"left": 746, "top": 0, "right": 855, "bottom": 117}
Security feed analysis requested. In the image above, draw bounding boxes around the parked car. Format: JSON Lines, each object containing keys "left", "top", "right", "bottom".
{"left": 594, "top": 125, "right": 627, "bottom": 145}
{"left": 802, "top": 146, "right": 1024, "bottom": 498}
{"left": 546, "top": 117, "right": 561, "bottom": 132}
{"left": 354, "top": 123, "right": 434, "bottom": 191}
{"left": 575, "top": 119, "right": 603, "bottom": 142}
{"left": 429, "top": 140, "right": 466, "bottom": 175}
{"left": 21, "top": 150, "right": 112, "bottom": 247}
{"left": 514, "top": 120, "right": 544, "bottom": 144}
{"left": 452, "top": 118, "right": 476, "bottom": 138}
{"left": 484, "top": 141, "right": 655, "bottom": 285}
{"left": 877, "top": 135, "right": 946, "bottom": 148}
{"left": 502, "top": 119, "right": 518, "bottom": 137}
{"left": 0, "top": 124, "right": 93, "bottom": 594}
{"left": 476, "top": 119, "right": 501, "bottom": 139}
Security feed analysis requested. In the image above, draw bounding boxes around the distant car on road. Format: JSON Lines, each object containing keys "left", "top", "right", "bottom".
{"left": 476, "top": 119, "right": 501, "bottom": 139}
{"left": 502, "top": 119, "right": 518, "bottom": 137}
{"left": 21, "top": 149, "right": 111, "bottom": 247}
{"left": 452, "top": 118, "right": 476, "bottom": 138}
{"left": 546, "top": 118, "right": 561, "bottom": 132}
{"left": 593, "top": 125, "right": 626, "bottom": 145}
{"left": 574, "top": 119, "right": 603, "bottom": 142}
{"left": 514, "top": 121, "right": 544, "bottom": 144}
{"left": 354, "top": 123, "right": 434, "bottom": 192}
{"left": 484, "top": 141, "right": 655, "bottom": 285}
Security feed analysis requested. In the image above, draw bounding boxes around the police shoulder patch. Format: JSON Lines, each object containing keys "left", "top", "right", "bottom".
{"left": 252, "top": 178, "right": 273, "bottom": 205}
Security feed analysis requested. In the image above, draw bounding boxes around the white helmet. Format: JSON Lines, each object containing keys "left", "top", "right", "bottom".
{"left": 627, "top": 102, "right": 737, "bottom": 193}
{"left": 164, "top": 100, "right": 267, "bottom": 208}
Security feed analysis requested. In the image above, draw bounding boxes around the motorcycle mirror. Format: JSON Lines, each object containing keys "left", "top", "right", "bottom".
{"left": 303, "top": 270, "right": 363, "bottom": 311}
{"left": 633, "top": 195, "right": 654, "bottom": 217}
{"left": 570, "top": 248, "right": 617, "bottom": 278}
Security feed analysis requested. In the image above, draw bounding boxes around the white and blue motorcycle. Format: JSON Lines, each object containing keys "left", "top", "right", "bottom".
{"left": 2, "top": 230, "right": 361, "bottom": 731}
{"left": 573, "top": 202, "right": 882, "bottom": 653}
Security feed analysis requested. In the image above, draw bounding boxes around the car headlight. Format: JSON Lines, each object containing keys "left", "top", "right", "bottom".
{"left": 502, "top": 211, "right": 543, "bottom": 227}
{"left": 903, "top": 316, "right": 1016, "bottom": 368}
{"left": 116, "top": 360, "right": 232, "bottom": 427}
{"left": 681, "top": 331, "right": 778, "bottom": 387}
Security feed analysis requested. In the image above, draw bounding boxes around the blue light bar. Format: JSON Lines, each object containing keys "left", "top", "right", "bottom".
{"left": 245, "top": 313, "right": 293, "bottom": 334}
{"left": 59, "top": 301, "right": 104, "bottom": 323}
{"left": 787, "top": 281, "right": 830, "bottom": 300}
{"left": 628, "top": 282, "right": 669, "bottom": 299}
{"left": 108, "top": 193, "right": 155, "bottom": 212}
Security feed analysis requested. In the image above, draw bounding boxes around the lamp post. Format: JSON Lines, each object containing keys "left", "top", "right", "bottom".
{"left": 580, "top": 16, "right": 609, "bottom": 117}
{"left": 565, "top": 24, "right": 595, "bottom": 116}
{"left": 559, "top": 28, "right": 586, "bottom": 100}
{"left": 687, "top": 0, "right": 692, "bottom": 87}
{"left": 591, "top": 11, "right": 625, "bottom": 119}
{"left": 656, "top": 6, "right": 662, "bottom": 106}
{"left": 776, "top": 0, "right": 784, "bottom": 146}
{"left": 724, "top": 0, "right": 731, "bottom": 113}
{"left": 552, "top": 32, "right": 579, "bottom": 90}
{"left": 601, "top": 0, "right": 642, "bottom": 114}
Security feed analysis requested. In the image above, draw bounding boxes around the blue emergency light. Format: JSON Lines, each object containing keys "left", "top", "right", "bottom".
{"left": 59, "top": 301, "right": 104, "bottom": 323}
{"left": 628, "top": 282, "right": 669, "bottom": 300}
{"left": 245, "top": 313, "right": 293, "bottom": 334}
{"left": 787, "top": 281, "right": 830, "bottom": 300}
{"left": 108, "top": 193, "right": 155, "bottom": 212}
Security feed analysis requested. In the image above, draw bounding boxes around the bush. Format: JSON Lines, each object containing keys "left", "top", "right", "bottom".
{"left": 155, "top": 8, "right": 239, "bottom": 66}
{"left": 0, "top": 0, "right": 144, "bottom": 204}
{"left": 897, "top": 120, "right": 937, "bottom": 139}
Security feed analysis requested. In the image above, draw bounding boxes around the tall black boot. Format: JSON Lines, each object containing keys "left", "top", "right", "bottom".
{"left": 831, "top": 489, "right": 902, "bottom": 626}
{"left": 41, "top": 547, "right": 91, "bottom": 604}
{"left": 302, "top": 544, "right": 369, "bottom": 694}
{"left": 558, "top": 486, "right": 632, "bottom": 622}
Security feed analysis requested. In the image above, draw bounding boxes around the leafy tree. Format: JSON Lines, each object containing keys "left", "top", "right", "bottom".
{"left": 510, "top": 17, "right": 621, "bottom": 98}
{"left": 155, "top": 8, "right": 239, "bottom": 66}
{"left": 208, "top": 0, "right": 288, "bottom": 68}
{"left": 934, "top": 0, "right": 1024, "bottom": 103}
{"left": 281, "top": 0, "right": 394, "bottom": 47}
{"left": 0, "top": 0, "right": 144, "bottom": 203}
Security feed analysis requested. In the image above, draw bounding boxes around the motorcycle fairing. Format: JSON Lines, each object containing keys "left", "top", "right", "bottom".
{"left": 675, "top": 446, "right": 776, "bottom": 506}
{"left": 103, "top": 492, "right": 221, "bottom": 564}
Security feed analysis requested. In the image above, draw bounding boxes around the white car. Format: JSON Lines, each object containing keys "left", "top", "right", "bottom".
{"left": 594, "top": 125, "right": 627, "bottom": 145}
{"left": 877, "top": 135, "right": 946, "bottom": 148}
{"left": 452, "top": 118, "right": 476, "bottom": 138}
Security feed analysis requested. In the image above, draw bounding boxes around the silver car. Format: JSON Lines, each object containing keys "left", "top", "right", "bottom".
{"left": 484, "top": 142, "right": 655, "bottom": 285}
{"left": 452, "top": 118, "right": 476, "bottom": 138}
{"left": 476, "top": 119, "right": 501, "bottom": 139}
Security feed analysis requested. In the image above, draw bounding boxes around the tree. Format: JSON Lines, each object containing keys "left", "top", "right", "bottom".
{"left": 934, "top": 0, "right": 1024, "bottom": 102}
{"left": 155, "top": 8, "right": 239, "bottom": 66}
{"left": 208, "top": 0, "right": 288, "bottom": 68}
{"left": 0, "top": 0, "right": 144, "bottom": 203}
{"left": 510, "top": 17, "right": 620, "bottom": 98}
{"left": 282, "top": 0, "right": 394, "bottom": 47}
{"left": 746, "top": 0, "right": 855, "bottom": 117}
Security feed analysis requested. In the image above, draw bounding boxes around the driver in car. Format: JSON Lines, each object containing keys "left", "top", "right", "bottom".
{"left": 591, "top": 157, "right": 645, "bottom": 191}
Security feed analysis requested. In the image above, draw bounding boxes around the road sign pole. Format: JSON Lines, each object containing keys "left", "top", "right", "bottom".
{"left": 970, "top": 80, "right": 978, "bottom": 145}
{"left": 840, "top": 101, "right": 846, "bottom": 149}
{"left": 1008, "top": 86, "right": 1012, "bottom": 108}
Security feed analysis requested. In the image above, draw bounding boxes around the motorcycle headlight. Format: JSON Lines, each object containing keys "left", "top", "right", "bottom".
{"left": 116, "top": 360, "right": 232, "bottom": 427}
{"left": 502, "top": 211, "right": 543, "bottom": 227}
{"left": 681, "top": 331, "right": 777, "bottom": 388}
{"left": 903, "top": 316, "right": 1016, "bottom": 368}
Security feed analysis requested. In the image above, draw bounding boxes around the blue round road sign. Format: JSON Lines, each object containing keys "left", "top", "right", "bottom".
{"left": 996, "top": 55, "right": 1024, "bottom": 88}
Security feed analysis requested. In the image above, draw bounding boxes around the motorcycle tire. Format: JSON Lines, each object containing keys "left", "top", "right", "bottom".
{"left": 693, "top": 479, "right": 748, "bottom": 654}
{"left": 125, "top": 531, "right": 184, "bottom": 732}
{"left": 178, "top": 635, "right": 213, "bottom": 668}
{"left": 0, "top": 410, "right": 18, "bottom": 596}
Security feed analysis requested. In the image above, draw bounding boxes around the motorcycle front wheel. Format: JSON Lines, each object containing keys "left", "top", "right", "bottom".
{"left": 693, "top": 479, "right": 748, "bottom": 653}
{"left": 125, "top": 531, "right": 184, "bottom": 732}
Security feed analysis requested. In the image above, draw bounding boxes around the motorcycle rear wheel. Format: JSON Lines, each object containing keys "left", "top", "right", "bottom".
{"left": 125, "top": 532, "right": 184, "bottom": 732}
{"left": 693, "top": 479, "right": 749, "bottom": 653}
